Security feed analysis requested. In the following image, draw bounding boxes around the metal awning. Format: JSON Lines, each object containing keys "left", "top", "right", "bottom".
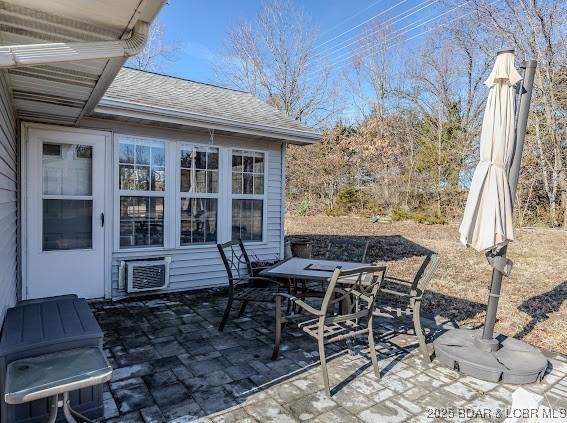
{"left": 0, "top": 0, "right": 165, "bottom": 125}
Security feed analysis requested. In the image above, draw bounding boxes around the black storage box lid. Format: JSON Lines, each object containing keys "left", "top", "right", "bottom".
{"left": 0, "top": 296, "right": 103, "bottom": 358}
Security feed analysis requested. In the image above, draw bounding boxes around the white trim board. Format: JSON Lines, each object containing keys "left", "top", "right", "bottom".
{"left": 94, "top": 98, "right": 321, "bottom": 145}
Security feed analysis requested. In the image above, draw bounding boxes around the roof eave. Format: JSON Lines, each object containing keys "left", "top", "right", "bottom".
{"left": 94, "top": 97, "right": 321, "bottom": 145}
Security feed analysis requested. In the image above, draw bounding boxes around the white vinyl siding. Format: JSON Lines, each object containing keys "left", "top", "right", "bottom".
{"left": 80, "top": 120, "right": 284, "bottom": 297}
{"left": 0, "top": 71, "right": 18, "bottom": 326}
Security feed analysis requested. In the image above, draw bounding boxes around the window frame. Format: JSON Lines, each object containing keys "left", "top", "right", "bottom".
{"left": 176, "top": 142, "right": 221, "bottom": 248}
{"left": 113, "top": 136, "right": 270, "bottom": 252}
{"left": 113, "top": 135, "right": 171, "bottom": 252}
{"left": 230, "top": 147, "right": 268, "bottom": 244}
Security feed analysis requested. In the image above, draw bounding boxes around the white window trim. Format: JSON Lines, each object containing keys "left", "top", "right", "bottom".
{"left": 175, "top": 141, "right": 222, "bottom": 249}
{"left": 229, "top": 147, "right": 268, "bottom": 245}
{"left": 113, "top": 134, "right": 171, "bottom": 252}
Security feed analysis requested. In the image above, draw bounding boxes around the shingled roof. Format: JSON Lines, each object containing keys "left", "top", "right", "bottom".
{"left": 97, "top": 67, "right": 320, "bottom": 143}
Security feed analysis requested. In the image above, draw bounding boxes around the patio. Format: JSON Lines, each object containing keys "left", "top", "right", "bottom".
{"left": 92, "top": 290, "right": 567, "bottom": 423}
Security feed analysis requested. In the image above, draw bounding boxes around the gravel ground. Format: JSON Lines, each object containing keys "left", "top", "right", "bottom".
{"left": 286, "top": 215, "right": 567, "bottom": 354}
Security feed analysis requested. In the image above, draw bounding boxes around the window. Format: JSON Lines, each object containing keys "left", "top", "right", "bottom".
{"left": 179, "top": 144, "right": 219, "bottom": 245}
{"left": 42, "top": 143, "right": 93, "bottom": 251}
{"left": 231, "top": 150, "right": 264, "bottom": 195}
{"left": 231, "top": 150, "right": 265, "bottom": 242}
{"left": 118, "top": 138, "right": 165, "bottom": 248}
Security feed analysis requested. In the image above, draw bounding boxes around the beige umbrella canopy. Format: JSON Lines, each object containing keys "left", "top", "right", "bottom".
{"left": 459, "top": 52, "right": 523, "bottom": 252}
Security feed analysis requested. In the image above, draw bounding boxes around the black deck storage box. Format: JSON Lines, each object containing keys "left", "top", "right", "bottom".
{"left": 0, "top": 296, "right": 105, "bottom": 423}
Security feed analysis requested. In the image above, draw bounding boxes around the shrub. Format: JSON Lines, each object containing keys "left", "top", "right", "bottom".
{"left": 333, "top": 183, "right": 362, "bottom": 215}
{"left": 391, "top": 209, "right": 447, "bottom": 225}
{"left": 292, "top": 199, "right": 312, "bottom": 216}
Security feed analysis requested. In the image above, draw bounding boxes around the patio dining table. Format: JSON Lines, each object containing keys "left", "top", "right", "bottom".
{"left": 260, "top": 257, "right": 378, "bottom": 355}
{"left": 259, "top": 256, "right": 368, "bottom": 283}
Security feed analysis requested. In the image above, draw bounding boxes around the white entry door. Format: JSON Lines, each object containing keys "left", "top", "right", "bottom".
{"left": 26, "top": 128, "right": 108, "bottom": 299}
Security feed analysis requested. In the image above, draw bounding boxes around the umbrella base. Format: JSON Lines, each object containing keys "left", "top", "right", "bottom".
{"left": 433, "top": 329, "right": 548, "bottom": 384}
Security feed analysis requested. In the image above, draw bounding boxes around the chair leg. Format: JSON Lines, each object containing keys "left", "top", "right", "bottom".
{"left": 413, "top": 302, "right": 430, "bottom": 362}
{"left": 272, "top": 296, "right": 282, "bottom": 360}
{"left": 287, "top": 280, "right": 294, "bottom": 315}
{"left": 367, "top": 325, "right": 381, "bottom": 380}
{"left": 318, "top": 337, "right": 331, "bottom": 397}
{"left": 218, "top": 295, "right": 234, "bottom": 332}
{"left": 238, "top": 300, "right": 248, "bottom": 317}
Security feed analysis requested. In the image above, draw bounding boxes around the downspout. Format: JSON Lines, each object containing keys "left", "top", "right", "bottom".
{"left": 0, "top": 20, "right": 149, "bottom": 68}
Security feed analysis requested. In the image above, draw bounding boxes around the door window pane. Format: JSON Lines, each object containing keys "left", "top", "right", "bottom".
{"left": 232, "top": 199, "right": 263, "bottom": 242}
{"left": 119, "top": 196, "right": 164, "bottom": 248}
{"left": 43, "top": 144, "right": 92, "bottom": 196}
{"left": 43, "top": 199, "right": 92, "bottom": 251}
{"left": 180, "top": 198, "right": 217, "bottom": 245}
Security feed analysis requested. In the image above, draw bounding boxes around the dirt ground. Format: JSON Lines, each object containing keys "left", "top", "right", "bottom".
{"left": 286, "top": 215, "right": 567, "bottom": 354}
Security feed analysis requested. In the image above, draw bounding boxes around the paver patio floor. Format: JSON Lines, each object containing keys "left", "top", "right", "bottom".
{"left": 92, "top": 290, "right": 567, "bottom": 422}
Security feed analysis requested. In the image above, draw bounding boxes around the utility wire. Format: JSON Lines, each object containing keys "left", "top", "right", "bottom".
{"left": 328, "top": 0, "right": 470, "bottom": 68}
{"left": 315, "top": 0, "right": 466, "bottom": 69}
{"left": 307, "top": 0, "right": 470, "bottom": 80}
{"left": 303, "top": 2, "right": 477, "bottom": 84}
{"left": 315, "top": 0, "right": 410, "bottom": 49}
{"left": 311, "top": 0, "right": 437, "bottom": 65}
{"left": 313, "top": 0, "right": 435, "bottom": 60}
{"left": 318, "top": 0, "right": 386, "bottom": 39}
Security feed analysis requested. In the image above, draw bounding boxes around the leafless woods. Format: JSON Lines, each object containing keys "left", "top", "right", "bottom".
{"left": 223, "top": 1, "right": 566, "bottom": 227}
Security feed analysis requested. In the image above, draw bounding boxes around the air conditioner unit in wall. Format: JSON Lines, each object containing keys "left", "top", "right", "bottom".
{"left": 125, "top": 258, "right": 171, "bottom": 293}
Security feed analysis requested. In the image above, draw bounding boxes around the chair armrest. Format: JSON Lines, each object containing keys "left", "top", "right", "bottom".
{"left": 235, "top": 276, "right": 287, "bottom": 287}
{"left": 334, "top": 287, "right": 372, "bottom": 304}
{"left": 380, "top": 288, "right": 410, "bottom": 297}
{"left": 275, "top": 293, "right": 324, "bottom": 316}
{"left": 385, "top": 276, "right": 412, "bottom": 285}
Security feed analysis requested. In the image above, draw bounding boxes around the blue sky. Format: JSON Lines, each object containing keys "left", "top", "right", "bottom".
{"left": 156, "top": 0, "right": 448, "bottom": 84}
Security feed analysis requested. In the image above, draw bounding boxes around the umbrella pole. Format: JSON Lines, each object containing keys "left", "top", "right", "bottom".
{"left": 481, "top": 246, "right": 507, "bottom": 342}
{"left": 481, "top": 59, "right": 538, "bottom": 344}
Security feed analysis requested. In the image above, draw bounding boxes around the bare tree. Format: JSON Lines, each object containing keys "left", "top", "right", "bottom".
{"left": 215, "top": 0, "right": 338, "bottom": 127}
{"left": 389, "top": 32, "right": 490, "bottom": 216}
{"left": 127, "top": 19, "right": 178, "bottom": 71}
{"left": 348, "top": 20, "right": 398, "bottom": 119}
{"left": 281, "top": 0, "right": 564, "bottom": 226}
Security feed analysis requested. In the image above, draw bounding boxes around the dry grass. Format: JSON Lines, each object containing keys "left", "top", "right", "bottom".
{"left": 286, "top": 215, "right": 567, "bottom": 354}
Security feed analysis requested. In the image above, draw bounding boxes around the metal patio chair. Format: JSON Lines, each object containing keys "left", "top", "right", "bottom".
{"left": 373, "top": 253, "right": 440, "bottom": 362}
{"left": 272, "top": 265, "right": 386, "bottom": 397}
{"left": 217, "top": 239, "right": 287, "bottom": 331}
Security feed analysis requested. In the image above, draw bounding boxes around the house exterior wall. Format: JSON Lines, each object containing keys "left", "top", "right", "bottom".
{"left": 80, "top": 118, "right": 285, "bottom": 298}
{"left": 0, "top": 71, "right": 18, "bottom": 326}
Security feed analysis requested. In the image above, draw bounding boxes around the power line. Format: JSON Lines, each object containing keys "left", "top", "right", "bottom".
{"left": 318, "top": 0, "right": 386, "bottom": 39}
{"left": 315, "top": 0, "right": 410, "bottom": 49}
{"left": 313, "top": 0, "right": 435, "bottom": 59}
{"left": 307, "top": 2, "right": 470, "bottom": 78}
{"left": 318, "top": 2, "right": 469, "bottom": 71}
{"left": 311, "top": 0, "right": 437, "bottom": 65}
{"left": 388, "top": 1, "right": 470, "bottom": 43}
{"left": 303, "top": 2, "right": 476, "bottom": 84}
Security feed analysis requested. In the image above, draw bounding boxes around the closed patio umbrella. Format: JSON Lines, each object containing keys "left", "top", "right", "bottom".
{"left": 433, "top": 50, "right": 548, "bottom": 384}
{"left": 459, "top": 50, "right": 521, "bottom": 253}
